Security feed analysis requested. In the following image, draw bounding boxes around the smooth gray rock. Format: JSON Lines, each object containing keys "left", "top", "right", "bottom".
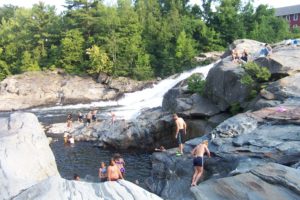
{"left": 255, "top": 47, "right": 300, "bottom": 76}
{"left": 0, "top": 70, "right": 153, "bottom": 111}
{"left": 191, "top": 163, "right": 300, "bottom": 200}
{"left": 0, "top": 113, "right": 59, "bottom": 200}
{"left": 14, "top": 177, "right": 162, "bottom": 200}
{"left": 204, "top": 60, "right": 251, "bottom": 111}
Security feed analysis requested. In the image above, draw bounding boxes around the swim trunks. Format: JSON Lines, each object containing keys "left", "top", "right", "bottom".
{"left": 177, "top": 129, "right": 185, "bottom": 144}
{"left": 193, "top": 156, "right": 204, "bottom": 167}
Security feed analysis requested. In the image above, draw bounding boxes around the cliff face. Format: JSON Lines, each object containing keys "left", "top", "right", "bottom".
{"left": 0, "top": 113, "right": 162, "bottom": 200}
{"left": 146, "top": 39, "right": 300, "bottom": 200}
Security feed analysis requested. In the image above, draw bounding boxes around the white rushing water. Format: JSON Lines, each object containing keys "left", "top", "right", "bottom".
{"left": 32, "top": 62, "right": 217, "bottom": 119}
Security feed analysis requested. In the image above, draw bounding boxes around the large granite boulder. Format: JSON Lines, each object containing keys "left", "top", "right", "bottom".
{"left": 56, "top": 108, "right": 211, "bottom": 150}
{"left": 163, "top": 88, "right": 220, "bottom": 118}
{"left": 255, "top": 46, "right": 300, "bottom": 77}
{"left": 147, "top": 106, "right": 300, "bottom": 199}
{"left": 221, "top": 39, "right": 264, "bottom": 59}
{"left": 145, "top": 150, "right": 196, "bottom": 200}
{"left": 248, "top": 73, "right": 300, "bottom": 110}
{"left": 0, "top": 112, "right": 162, "bottom": 200}
{"left": 69, "top": 108, "right": 175, "bottom": 149}
{"left": 204, "top": 59, "right": 251, "bottom": 111}
{"left": 0, "top": 113, "right": 59, "bottom": 200}
{"left": 0, "top": 70, "right": 153, "bottom": 111}
{"left": 191, "top": 163, "right": 300, "bottom": 200}
{"left": 15, "top": 177, "right": 162, "bottom": 200}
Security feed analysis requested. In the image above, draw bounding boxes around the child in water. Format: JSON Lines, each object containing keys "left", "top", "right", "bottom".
{"left": 99, "top": 162, "right": 108, "bottom": 182}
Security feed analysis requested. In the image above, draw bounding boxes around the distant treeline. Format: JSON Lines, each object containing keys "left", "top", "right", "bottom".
{"left": 0, "top": 0, "right": 299, "bottom": 81}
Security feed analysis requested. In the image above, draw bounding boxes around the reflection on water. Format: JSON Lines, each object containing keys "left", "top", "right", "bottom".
{"left": 49, "top": 135, "right": 152, "bottom": 188}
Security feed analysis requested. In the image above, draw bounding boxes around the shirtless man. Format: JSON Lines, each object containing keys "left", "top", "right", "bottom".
{"left": 173, "top": 114, "right": 187, "bottom": 155}
{"left": 107, "top": 159, "right": 123, "bottom": 181}
{"left": 191, "top": 140, "right": 211, "bottom": 186}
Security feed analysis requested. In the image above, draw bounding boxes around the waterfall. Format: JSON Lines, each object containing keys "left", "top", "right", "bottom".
{"left": 31, "top": 62, "right": 217, "bottom": 119}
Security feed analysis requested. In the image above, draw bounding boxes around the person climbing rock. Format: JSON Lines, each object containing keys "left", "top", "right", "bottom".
{"left": 191, "top": 140, "right": 211, "bottom": 186}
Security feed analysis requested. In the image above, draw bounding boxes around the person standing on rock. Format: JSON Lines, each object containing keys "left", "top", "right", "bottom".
{"left": 66, "top": 114, "right": 73, "bottom": 131}
{"left": 173, "top": 113, "right": 187, "bottom": 155}
{"left": 86, "top": 111, "right": 92, "bottom": 126}
{"left": 191, "top": 140, "right": 211, "bottom": 186}
{"left": 92, "top": 109, "right": 97, "bottom": 122}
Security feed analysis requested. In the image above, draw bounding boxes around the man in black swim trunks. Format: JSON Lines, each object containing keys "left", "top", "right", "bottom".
{"left": 173, "top": 113, "right": 187, "bottom": 155}
{"left": 191, "top": 140, "right": 211, "bottom": 186}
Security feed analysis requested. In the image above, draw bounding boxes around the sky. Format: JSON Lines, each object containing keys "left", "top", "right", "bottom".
{"left": 0, "top": 0, "right": 299, "bottom": 13}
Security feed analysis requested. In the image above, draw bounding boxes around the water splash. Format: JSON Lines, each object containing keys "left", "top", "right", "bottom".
{"left": 31, "top": 62, "right": 217, "bottom": 119}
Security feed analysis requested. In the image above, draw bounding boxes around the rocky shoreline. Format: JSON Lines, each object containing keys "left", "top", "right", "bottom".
{"left": 0, "top": 113, "right": 162, "bottom": 200}
{"left": 145, "top": 39, "right": 300, "bottom": 200}
{"left": 0, "top": 70, "right": 155, "bottom": 111}
{"left": 1, "top": 39, "right": 300, "bottom": 200}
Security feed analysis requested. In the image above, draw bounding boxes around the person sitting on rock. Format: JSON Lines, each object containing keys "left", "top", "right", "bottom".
{"left": 155, "top": 146, "right": 166, "bottom": 152}
{"left": 107, "top": 159, "right": 123, "bottom": 181}
{"left": 113, "top": 153, "right": 126, "bottom": 176}
{"left": 191, "top": 140, "right": 211, "bottom": 187}
{"left": 99, "top": 162, "right": 108, "bottom": 182}
{"left": 260, "top": 43, "right": 272, "bottom": 57}
{"left": 240, "top": 49, "right": 248, "bottom": 63}
{"left": 231, "top": 49, "right": 240, "bottom": 63}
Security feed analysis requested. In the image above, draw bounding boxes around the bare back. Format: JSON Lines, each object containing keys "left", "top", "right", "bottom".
{"left": 176, "top": 117, "right": 186, "bottom": 130}
{"left": 192, "top": 144, "right": 210, "bottom": 157}
{"left": 108, "top": 165, "right": 120, "bottom": 180}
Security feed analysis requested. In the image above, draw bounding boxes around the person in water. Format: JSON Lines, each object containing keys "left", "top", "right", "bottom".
{"left": 113, "top": 153, "right": 126, "bottom": 176}
{"left": 99, "top": 162, "right": 108, "bottom": 182}
{"left": 107, "top": 159, "right": 123, "bottom": 181}
{"left": 73, "top": 173, "right": 80, "bottom": 181}
{"left": 191, "top": 140, "right": 211, "bottom": 186}
{"left": 173, "top": 113, "right": 187, "bottom": 155}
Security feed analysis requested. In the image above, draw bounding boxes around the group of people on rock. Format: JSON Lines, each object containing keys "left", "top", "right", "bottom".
{"left": 77, "top": 109, "right": 98, "bottom": 125}
{"left": 74, "top": 153, "right": 125, "bottom": 182}
{"left": 231, "top": 43, "right": 273, "bottom": 64}
{"left": 172, "top": 113, "right": 211, "bottom": 187}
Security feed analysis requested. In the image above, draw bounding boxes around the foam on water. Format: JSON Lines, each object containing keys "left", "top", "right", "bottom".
{"left": 31, "top": 62, "right": 217, "bottom": 119}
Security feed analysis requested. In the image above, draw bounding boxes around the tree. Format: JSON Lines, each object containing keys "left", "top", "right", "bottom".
{"left": 59, "top": 29, "right": 85, "bottom": 73}
{"left": 86, "top": 45, "right": 112, "bottom": 75}
{"left": 20, "top": 51, "right": 40, "bottom": 72}
{"left": 175, "top": 30, "right": 197, "bottom": 71}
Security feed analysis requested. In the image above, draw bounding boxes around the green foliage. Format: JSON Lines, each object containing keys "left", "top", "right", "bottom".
{"left": 241, "top": 61, "right": 271, "bottom": 100}
{"left": 59, "top": 29, "right": 84, "bottom": 73}
{"left": 86, "top": 45, "right": 112, "bottom": 75}
{"left": 229, "top": 102, "right": 242, "bottom": 115}
{"left": 187, "top": 73, "right": 206, "bottom": 95}
{"left": 242, "top": 62, "right": 271, "bottom": 84}
{"left": 0, "top": 0, "right": 296, "bottom": 80}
